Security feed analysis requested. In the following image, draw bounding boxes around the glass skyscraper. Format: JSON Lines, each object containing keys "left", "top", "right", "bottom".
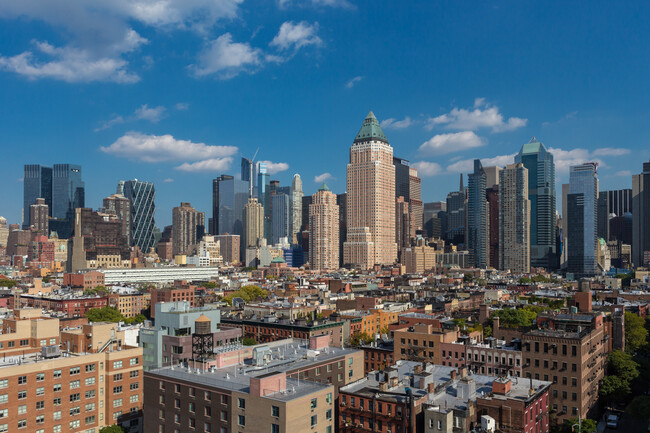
{"left": 567, "top": 163, "right": 598, "bottom": 277}
{"left": 515, "top": 137, "right": 556, "bottom": 269}
{"left": 23, "top": 164, "right": 52, "bottom": 227}
{"left": 119, "top": 179, "right": 156, "bottom": 253}
{"left": 214, "top": 175, "right": 249, "bottom": 237}
{"left": 271, "top": 193, "right": 290, "bottom": 245}
{"left": 467, "top": 159, "right": 487, "bottom": 268}
{"left": 52, "top": 164, "right": 85, "bottom": 220}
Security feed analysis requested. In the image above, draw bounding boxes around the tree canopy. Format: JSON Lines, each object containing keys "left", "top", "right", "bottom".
{"left": 85, "top": 307, "right": 146, "bottom": 325}
{"left": 491, "top": 307, "right": 538, "bottom": 328}
{"left": 625, "top": 312, "right": 648, "bottom": 354}
{"left": 242, "top": 337, "right": 256, "bottom": 346}
{"left": 222, "top": 285, "right": 268, "bottom": 306}
{"left": 349, "top": 332, "right": 374, "bottom": 347}
{"left": 99, "top": 425, "right": 127, "bottom": 433}
{"left": 607, "top": 350, "right": 639, "bottom": 383}
{"left": 0, "top": 279, "right": 16, "bottom": 288}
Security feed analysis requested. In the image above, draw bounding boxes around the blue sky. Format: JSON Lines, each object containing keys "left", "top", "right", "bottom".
{"left": 1, "top": 1, "right": 650, "bottom": 227}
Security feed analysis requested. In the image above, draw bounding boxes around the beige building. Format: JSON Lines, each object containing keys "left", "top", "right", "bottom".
{"left": 401, "top": 243, "right": 438, "bottom": 274}
{"left": 172, "top": 202, "right": 205, "bottom": 256}
{"left": 396, "top": 196, "right": 410, "bottom": 250}
{"left": 243, "top": 198, "right": 264, "bottom": 249}
{"left": 499, "top": 163, "right": 531, "bottom": 273}
{"left": 409, "top": 166, "right": 423, "bottom": 237}
{"left": 30, "top": 197, "right": 49, "bottom": 233}
{"left": 344, "top": 111, "right": 397, "bottom": 269}
{"left": 309, "top": 184, "right": 339, "bottom": 270}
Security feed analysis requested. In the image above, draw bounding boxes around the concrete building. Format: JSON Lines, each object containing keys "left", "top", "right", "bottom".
{"left": 633, "top": 161, "right": 650, "bottom": 267}
{"left": 103, "top": 193, "right": 131, "bottom": 240}
{"left": 29, "top": 197, "right": 49, "bottom": 233}
{"left": 344, "top": 111, "right": 397, "bottom": 269}
{"left": 101, "top": 267, "right": 223, "bottom": 285}
{"left": 291, "top": 174, "right": 304, "bottom": 243}
{"left": 567, "top": 163, "right": 599, "bottom": 277}
{"left": 243, "top": 198, "right": 264, "bottom": 251}
{"left": 172, "top": 202, "right": 205, "bottom": 256}
{"left": 516, "top": 138, "right": 557, "bottom": 269}
{"left": 140, "top": 302, "right": 241, "bottom": 370}
{"left": 395, "top": 196, "right": 411, "bottom": 253}
{"left": 215, "top": 234, "right": 240, "bottom": 265}
{"left": 309, "top": 183, "right": 340, "bottom": 270}
{"left": 401, "top": 242, "right": 438, "bottom": 274}
{"left": 499, "top": 163, "right": 531, "bottom": 273}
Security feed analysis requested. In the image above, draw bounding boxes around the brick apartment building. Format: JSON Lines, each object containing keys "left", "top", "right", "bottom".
{"left": 63, "top": 270, "right": 105, "bottom": 290}
{"left": 149, "top": 285, "right": 196, "bottom": 318}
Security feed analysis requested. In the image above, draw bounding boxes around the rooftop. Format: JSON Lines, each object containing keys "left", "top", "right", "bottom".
{"left": 354, "top": 111, "right": 389, "bottom": 144}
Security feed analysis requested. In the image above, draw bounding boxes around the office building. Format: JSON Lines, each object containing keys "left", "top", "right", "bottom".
{"left": 119, "top": 179, "right": 156, "bottom": 253}
{"left": 291, "top": 174, "right": 303, "bottom": 243}
{"left": 103, "top": 193, "right": 131, "bottom": 240}
{"left": 633, "top": 161, "right": 650, "bottom": 267}
{"left": 172, "top": 202, "right": 205, "bottom": 256}
{"left": 309, "top": 183, "right": 339, "bottom": 270}
{"left": 23, "top": 164, "right": 52, "bottom": 227}
{"left": 423, "top": 201, "right": 446, "bottom": 239}
{"left": 344, "top": 111, "right": 397, "bottom": 268}
{"left": 394, "top": 157, "right": 423, "bottom": 240}
{"left": 213, "top": 175, "right": 248, "bottom": 237}
{"left": 499, "top": 163, "right": 531, "bottom": 273}
{"left": 515, "top": 138, "right": 556, "bottom": 269}
{"left": 271, "top": 193, "right": 290, "bottom": 245}
{"left": 29, "top": 197, "right": 49, "bottom": 233}
{"left": 395, "top": 196, "right": 410, "bottom": 252}
{"left": 52, "top": 164, "right": 85, "bottom": 221}
{"left": 241, "top": 156, "right": 257, "bottom": 198}
{"left": 243, "top": 198, "right": 264, "bottom": 250}
{"left": 215, "top": 234, "right": 240, "bottom": 265}
{"left": 468, "top": 159, "right": 488, "bottom": 268}
{"left": 337, "top": 193, "right": 347, "bottom": 267}
{"left": 446, "top": 175, "right": 466, "bottom": 245}
{"left": 567, "top": 163, "right": 599, "bottom": 277}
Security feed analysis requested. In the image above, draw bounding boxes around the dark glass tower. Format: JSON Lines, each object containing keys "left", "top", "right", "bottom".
{"left": 120, "top": 179, "right": 156, "bottom": 253}
{"left": 52, "top": 164, "right": 84, "bottom": 220}
{"left": 467, "top": 159, "right": 487, "bottom": 268}
{"left": 23, "top": 164, "right": 52, "bottom": 227}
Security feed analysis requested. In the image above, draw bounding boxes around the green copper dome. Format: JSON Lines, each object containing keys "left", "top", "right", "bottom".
{"left": 318, "top": 182, "right": 331, "bottom": 192}
{"left": 354, "top": 110, "right": 388, "bottom": 144}
{"left": 271, "top": 255, "right": 286, "bottom": 263}
{"left": 520, "top": 136, "right": 545, "bottom": 154}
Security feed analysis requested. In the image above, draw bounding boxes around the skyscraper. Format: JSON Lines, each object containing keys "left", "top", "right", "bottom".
{"left": 29, "top": 198, "right": 49, "bottom": 234}
{"left": 567, "top": 163, "right": 599, "bottom": 277}
{"left": 103, "top": 194, "right": 131, "bottom": 240}
{"left": 633, "top": 161, "right": 650, "bottom": 267}
{"left": 52, "top": 164, "right": 84, "bottom": 220}
{"left": 309, "top": 183, "right": 339, "bottom": 270}
{"left": 393, "top": 157, "right": 423, "bottom": 240}
{"left": 213, "top": 175, "right": 248, "bottom": 237}
{"left": 395, "top": 196, "right": 411, "bottom": 253}
{"left": 423, "top": 202, "right": 446, "bottom": 239}
{"left": 243, "top": 198, "right": 264, "bottom": 249}
{"left": 23, "top": 164, "right": 52, "bottom": 227}
{"left": 120, "top": 179, "right": 156, "bottom": 253}
{"left": 446, "top": 175, "right": 466, "bottom": 245}
{"left": 241, "top": 156, "right": 259, "bottom": 198}
{"left": 467, "top": 159, "right": 488, "bottom": 268}
{"left": 344, "top": 111, "right": 397, "bottom": 268}
{"left": 172, "top": 202, "right": 205, "bottom": 256}
{"left": 271, "top": 193, "right": 290, "bottom": 245}
{"left": 515, "top": 138, "right": 556, "bottom": 269}
{"left": 499, "top": 163, "right": 530, "bottom": 273}
{"left": 484, "top": 166, "right": 502, "bottom": 268}
{"left": 291, "top": 174, "right": 303, "bottom": 243}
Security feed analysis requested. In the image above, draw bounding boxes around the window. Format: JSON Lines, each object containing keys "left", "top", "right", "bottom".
{"left": 326, "top": 393, "right": 332, "bottom": 404}
{"left": 130, "top": 357, "right": 139, "bottom": 366}
{"left": 86, "top": 364, "right": 96, "bottom": 372}
{"left": 36, "top": 373, "right": 45, "bottom": 381}
{"left": 70, "top": 367, "right": 80, "bottom": 375}
{"left": 0, "top": 381, "right": 6, "bottom": 389}
{"left": 272, "top": 406, "right": 279, "bottom": 417}
{"left": 36, "top": 401, "right": 45, "bottom": 410}
{"left": 36, "top": 415, "right": 44, "bottom": 424}
{"left": 0, "top": 395, "right": 6, "bottom": 404}
{"left": 18, "top": 419, "right": 27, "bottom": 429}
{"left": 18, "top": 405, "right": 27, "bottom": 415}
{"left": 238, "top": 398, "right": 245, "bottom": 409}
{"left": 113, "top": 361, "right": 123, "bottom": 369}
{"left": 85, "top": 403, "right": 96, "bottom": 411}
{"left": 53, "top": 411, "right": 62, "bottom": 420}
{"left": 37, "top": 387, "right": 45, "bottom": 395}
{"left": 114, "top": 373, "right": 123, "bottom": 381}
{"left": 70, "top": 407, "right": 81, "bottom": 416}
{"left": 53, "top": 426, "right": 61, "bottom": 433}
{"left": 311, "top": 398, "right": 317, "bottom": 409}
{"left": 130, "top": 382, "right": 139, "bottom": 390}
{"left": 326, "top": 409, "right": 332, "bottom": 420}
{"left": 18, "top": 376, "right": 27, "bottom": 385}
{"left": 221, "top": 411, "right": 227, "bottom": 421}
{"left": 130, "top": 370, "right": 139, "bottom": 378}
{"left": 272, "top": 424, "right": 279, "bottom": 433}
{"left": 53, "top": 398, "right": 62, "bottom": 406}
{"left": 113, "top": 386, "right": 123, "bottom": 394}
{"left": 54, "top": 370, "right": 62, "bottom": 378}
{"left": 70, "top": 380, "right": 80, "bottom": 389}
{"left": 0, "top": 424, "right": 7, "bottom": 433}
{"left": 130, "top": 395, "right": 139, "bottom": 403}
{"left": 70, "top": 393, "right": 81, "bottom": 402}
{"left": 189, "top": 403, "right": 195, "bottom": 413}
{"left": 114, "top": 399, "right": 123, "bottom": 408}
{"left": 238, "top": 415, "right": 245, "bottom": 426}
{"left": 18, "top": 391, "right": 27, "bottom": 399}
{"left": 311, "top": 415, "right": 317, "bottom": 426}
{"left": 54, "top": 384, "right": 62, "bottom": 392}
{"left": 70, "top": 420, "right": 81, "bottom": 429}
{"left": 85, "top": 415, "right": 95, "bottom": 425}
{"left": 85, "top": 390, "right": 96, "bottom": 399}
{"left": 0, "top": 409, "right": 6, "bottom": 418}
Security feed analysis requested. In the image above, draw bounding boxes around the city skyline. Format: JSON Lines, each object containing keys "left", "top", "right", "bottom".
{"left": 2, "top": 2, "right": 649, "bottom": 227}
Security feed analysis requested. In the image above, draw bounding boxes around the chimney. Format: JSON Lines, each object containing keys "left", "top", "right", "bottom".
{"left": 459, "top": 367, "right": 468, "bottom": 378}
{"left": 529, "top": 377, "right": 535, "bottom": 396}
{"left": 450, "top": 370, "right": 457, "bottom": 380}
{"left": 379, "top": 382, "right": 388, "bottom": 392}
{"left": 427, "top": 382, "right": 435, "bottom": 393}
{"left": 390, "top": 377, "right": 399, "bottom": 388}
{"left": 414, "top": 364, "right": 422, "bottom": 374}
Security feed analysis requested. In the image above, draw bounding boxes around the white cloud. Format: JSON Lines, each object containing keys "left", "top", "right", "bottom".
{"left": 426, "top": 98, "right": 527, "bottom": 132}
{"left": 447, "top": 153, "right": 517, "bottom": 173}
{"left": 314, "top": 172, "right": 333, "bottom": 183}
{"left": 547, "top": 147, "right": 603, "bottom": 176}
{"left": 345, "top": 76, "right": 363, "bottom": 88}
{"left": 0, "top": 0, "right": 241, "bottom": 82}
{"left": 95, "top": 115, "right": 126, "bottom": 132}
{"left": 259, "top": 160, "right": 289, "bottom": 174}
{"left": 380, "top": 117, "right": 413, "bottom": 129}
{"left": 0, "top": 38, "right": 143, "bottom": 83}
{"left": 592, "top": 147, "right": 630, "bottom": 157}
{"left": 134, "top": 104, "right": 166, "bottom": 123}
{"left": 174, "top": 102, "right": 189, "bottom": 111}
{"left": 270, "top": 21, "right": 322, "bottom": 51}
{"left": 278, "top": 0, "right": 352, "bottom": 8}
{"left": 191, "top": 33, "right": 265, "bottom": 79}
{"left": 175, "top": 158, "right": 233, "bottom": 172}
{"left": 418, "top": 131, "right": 485, "bottom": 156}
{"left": 411, "top": 161, "right": 443, "bottom": 177}
{"left": 163, "top": 178, "right": 174, "bottom": 183}
{"left": 101, "top": 132, "right": 238, "bottom": 163}
{"left": 615, "top": 170, "right": 632, "bottom": 177}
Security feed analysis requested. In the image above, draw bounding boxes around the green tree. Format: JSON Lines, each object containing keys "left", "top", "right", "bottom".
{"left": 625, "top": 312, "right": 648, "bottom": 353}
{"left": 564, "top": 418, "right": 596, "bottom": 433}
{"left": 222, "top": 285, "right": 268, "bottom": 306}
{"left": 463, "top": 274, "right": 474, "bottom": 283}
{"left": 349, "top": 332, "right": 373, "bottom": 346}
{"left": 242, "top": 337, "right": 256, "bottom": 346}
{"left": 0, "top": 279, "right": 17, "bottom": 288}
{"left": 85, "top": 307, "right": 125, "bottom": 323}
{"left": 607, "top": 350, "right": 639, "bottom": 383}
{"left": 627, "top": 395, "right": 650, "bottom": 420}
{"left": 599, "top": 375, "right": 631, "bottom": 405}
{"left": 99, "top": 426, "right": 127, "bottom": 433}
{"left": 200, "top": 282, "right": 217, "bottom": 289}
{"left": 491, "top": 307, "right": 537, "bottom": 328}
{"left": 518, "top": 277, "right": 532, "bottom": 284}
{"left": 483, "top": 325, "right": 493, "bottom": 338}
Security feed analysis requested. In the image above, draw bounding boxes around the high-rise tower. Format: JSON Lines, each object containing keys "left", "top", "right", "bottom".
{"left": 468, "top": 159, "right": 487, "bottom": 268}
{"left": 515, "top": 137, "right": 556, "bottom": 269}
{"left": 243, "top": 197, "right": 264, "bottom": 249}
{"left": 499, "top": 163, "right": 530, "bottom": 273}
{"left": 343, "top": 111, "right": 397, "bottom": 268}
{"left": 172, "top": 202, "right": 205, "bottom": 256}
{"left": 291, "top": 174, "right": 303, "bottom": 243}
{"left": 52, "top": 164, "right": 84, "bottom": 221}
{"left": 120, "top": 179, "right": 156, "bottom": 253}
{"left": 23, "top": 164, "right": 52, "bottom": 227}
{"left": 567, "top": 163, "right": 599, "bottom": 277}
{"left": 633, "top": 161, "right": 650, "bottom": 267}
{"left": 309, "top": 183, "right": 339, "bottom": 270}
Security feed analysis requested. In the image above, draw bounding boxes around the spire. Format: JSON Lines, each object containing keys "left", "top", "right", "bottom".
{"left": 354, "top": 110, "right": 388, "bottom": 144}
{"left": 459, "top": 173, "right": 464, "bottom": 191}
{"left": 319, "top": 182, "right": 331, "bottom": 192}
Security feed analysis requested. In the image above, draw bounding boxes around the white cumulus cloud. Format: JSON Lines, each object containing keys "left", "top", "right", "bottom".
{"left": 592, "top": 147, "right": 630, "bottom": 157}
{"left": 418, "top": 131, "right": 485, "bottom": 156}
{"left": 314, "top": 172, "right": 333, "bottom": 183}
{"left": 270, "top": 21, "right": 322, "bottom": 51}
{"left": 191, "top": 33, "right": 266, "bottom": 79}
{"left": 101, "top": 132, "right": 238, "bottom": 163}
{"left": 411, "top": 161, "right": 444, "bottom": 177}
{"left": 345, "top": 75, "right": 363, "bottom": 88}
{"left": 260, "top": 160, "right": 289, "bottom": 174}
{"left": 447, "top": 153, "right": 517, "bottom": 173}
{"left": 134, "top": 104, "right": 166, "bottom": 123}
{"left": 175, "top": 158, "right": 233, "bottom": 172}
{"left": 426, "top": 98, "right": 527, "bottom": 132}
{"left": 380, "top": 117, "right": 413, "bottom": 129}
